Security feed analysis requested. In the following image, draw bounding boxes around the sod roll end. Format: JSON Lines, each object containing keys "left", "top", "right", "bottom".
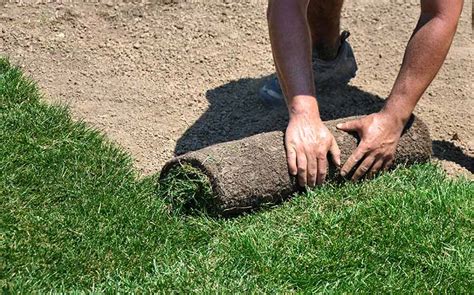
{"left": 160, "top": 115, "right": 432, "bottom": 217}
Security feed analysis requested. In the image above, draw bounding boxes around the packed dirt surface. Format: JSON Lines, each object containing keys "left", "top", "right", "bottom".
{"left": 1, "top": 0, "right": 472, "bottom": 178}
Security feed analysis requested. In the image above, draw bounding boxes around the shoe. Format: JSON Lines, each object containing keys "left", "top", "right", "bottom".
{"left": 260, "top": 31, "right": 358, "bottom": 106}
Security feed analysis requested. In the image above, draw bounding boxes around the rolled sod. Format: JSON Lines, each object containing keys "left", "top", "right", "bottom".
{"left": 159, "top": 115, "right": 432, "bottom": 217}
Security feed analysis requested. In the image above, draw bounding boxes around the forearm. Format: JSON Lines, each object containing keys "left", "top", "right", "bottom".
{"left": 267, "top": 0, "right": 319, "bottom": 118}
{"left": 383, "top": 3, "right": 463, "bottom": 124}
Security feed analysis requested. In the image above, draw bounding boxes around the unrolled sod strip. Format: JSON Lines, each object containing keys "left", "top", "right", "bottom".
{"left": 160, "top": 115, "right": 432, "bottom": 217}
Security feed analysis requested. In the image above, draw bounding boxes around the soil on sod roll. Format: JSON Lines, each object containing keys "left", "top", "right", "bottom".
{"left": 160, "top": 115, "right": 432, "bottom": 217}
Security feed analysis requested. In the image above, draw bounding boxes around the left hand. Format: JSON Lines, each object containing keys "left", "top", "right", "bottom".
{"left": 336, "top": 112, "right": 406, "bottom": 180}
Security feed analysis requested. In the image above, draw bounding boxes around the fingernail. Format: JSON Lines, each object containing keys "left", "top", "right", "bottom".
{"left": 336, "top": 123, "right": 342, "bottom": 128}
{"left": 341, "top": 170, "right": 346, "bottom": 177}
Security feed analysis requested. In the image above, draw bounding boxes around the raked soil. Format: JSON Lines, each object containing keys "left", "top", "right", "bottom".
{"left": 1, "top": 0, "right": 472, "bottom": 178}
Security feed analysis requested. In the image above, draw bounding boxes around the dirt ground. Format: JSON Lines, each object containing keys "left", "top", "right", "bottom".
{"left": 1, "top": 0, "right": 472, "bottom": 178}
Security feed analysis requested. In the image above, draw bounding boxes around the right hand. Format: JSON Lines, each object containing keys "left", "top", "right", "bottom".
{"left": 285, "top": 109, "right": 341, "bottom": 187}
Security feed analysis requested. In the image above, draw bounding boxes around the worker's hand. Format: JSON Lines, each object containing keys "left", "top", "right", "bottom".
{"left": 337, "top": 111, "right": 405, "bottom": 181}
{"left": 285, "top": 113, "right": 341, "bottom": 187}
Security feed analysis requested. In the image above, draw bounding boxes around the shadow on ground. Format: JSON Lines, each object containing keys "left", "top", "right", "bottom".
{"left": 433, "top": 140, "right": 474, "bottom": 173}
{"left": 175, "top": 74, "right": 473, "bottom": 175}
{"left": 175, "top": 74, "right": 385, "bottom": 155}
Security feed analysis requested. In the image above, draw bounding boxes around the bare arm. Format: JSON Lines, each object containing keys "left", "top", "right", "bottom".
{"left": 338, "top": 0, "right": 463, "bottom": 180}
{"left": 268, "top": 0, "right": 341, "bottom": 187}
{"left": 383, "top": 0, "right": 464, "bottom": 125}
{"left": 268, "top": 0, "right": 315, "bottom": 105}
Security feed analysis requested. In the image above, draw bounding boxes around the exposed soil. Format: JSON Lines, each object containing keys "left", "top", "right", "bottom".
{"left": 1, "top": 0, "right": 472, "bottom": 178}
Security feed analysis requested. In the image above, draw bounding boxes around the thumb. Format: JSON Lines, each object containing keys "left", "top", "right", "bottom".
{"left": 336, "top": 119, "right": 361, "bottom": 132}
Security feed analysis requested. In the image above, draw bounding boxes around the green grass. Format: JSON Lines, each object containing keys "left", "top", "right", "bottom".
{"left": 158, "top": 163, "right": 216, "bottom": 215}
{"left": 1, "top": 57, "right": 473, "bottom": 293}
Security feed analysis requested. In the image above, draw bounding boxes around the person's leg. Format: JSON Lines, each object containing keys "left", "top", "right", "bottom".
{"left": 260, "top": 0, "right": 356, "bottom": 106}
{"left": 307, "top": 0, "right": 344, "bottom": 60}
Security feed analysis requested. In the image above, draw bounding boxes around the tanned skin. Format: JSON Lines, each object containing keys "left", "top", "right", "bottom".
{"left": 267, "top": 0, "right": 463, "bottom": 187}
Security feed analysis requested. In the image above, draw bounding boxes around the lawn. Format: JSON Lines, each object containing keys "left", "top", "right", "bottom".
{"left": 1, "top": 57, "right": 473, "bottom": 293}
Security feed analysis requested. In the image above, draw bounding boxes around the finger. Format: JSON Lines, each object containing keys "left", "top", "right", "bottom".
{"left": 352, "top": 155, "right": 375, "bottom": 181}
{"left": 383, "top": 158, "right": 394, "bottom": 172}
{"left": 307, "top": 153, "right": 318, "bottom": 187}
{"left": 336, "top": 119, "right": 361, "bottom": 132}
{"left": 317, "top": 156, "right": 328, "bottom": 185}
{"left": 296, "top": 151, "right": 308, "bottom": 187}
{"left": 341, "top": 145, "right": 367, "bottom": 177}
{"left": 286, "top": 145, "right": 297, "bottom": 176}
{"left": 329, "top": 140, "right": 341, "bottom": 168}
{"left": 368, "top": 158, "right": 384, "bottom": 179}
